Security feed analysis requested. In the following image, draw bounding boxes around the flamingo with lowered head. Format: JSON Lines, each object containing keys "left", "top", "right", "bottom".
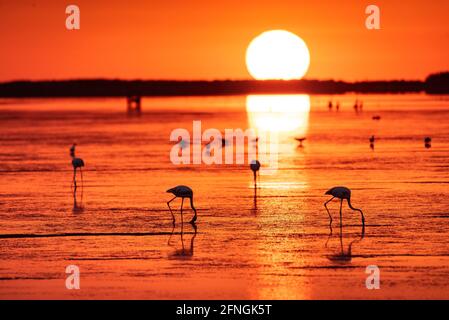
{"left": 324, "top": 186, "right": 365, "bottom": 226}
{"left": 166, "top": 185, "right": 197, "bottom": 224}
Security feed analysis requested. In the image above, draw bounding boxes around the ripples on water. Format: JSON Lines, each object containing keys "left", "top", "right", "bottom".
{"left": 0, "top": 94, "right": 449, "bottom": 299}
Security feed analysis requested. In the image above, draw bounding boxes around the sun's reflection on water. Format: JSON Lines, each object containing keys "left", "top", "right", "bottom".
{"left": 245, "top": 95, "right": 311, "bottom": 299}
{"left": 246, "top": 94, "right": 310, "bottom": 136}
{"left": 246, "top": 94, "right": 310, "bottom": 175}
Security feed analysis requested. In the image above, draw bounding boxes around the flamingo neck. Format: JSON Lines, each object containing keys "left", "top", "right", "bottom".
{"left": 190, "top": 197, "right": 196, "bottom": 211}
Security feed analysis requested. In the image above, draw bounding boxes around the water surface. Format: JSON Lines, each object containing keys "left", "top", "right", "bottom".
{"left": 0, "top": 94, "right": 449, "bottom": 299}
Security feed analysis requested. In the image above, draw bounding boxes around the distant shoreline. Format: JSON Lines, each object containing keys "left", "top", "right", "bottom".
{"left": 0, "top": 72, "right": 447, "bottom": 97}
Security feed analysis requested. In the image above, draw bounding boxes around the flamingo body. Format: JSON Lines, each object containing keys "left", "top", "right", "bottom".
{"left": 72, "top": 158, "right": 85, "bottom": 168}
{"left": 167, "top": 185, "right": 193, "bottom": 198}
{"left": 250, "top": 160, "right": 261, "bottom": 173}
{"left": 325, "top": 186, "right": 351, "bottom": 199}
{"left": 250, "top": 160, "right": 261, "bottom": 186}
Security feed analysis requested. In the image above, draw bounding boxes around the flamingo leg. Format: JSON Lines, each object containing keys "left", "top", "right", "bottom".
{"left": 167, "top": 196, "right": 177, "bottom": 223}
{"left": 325, "top": 223, "right": 333, "bottom": 248}
{"left": 180, "top": 197, "right": 184, "bottom": 225}
{"left": 324, "top": 197, "right": 334, "bottom": 224}
{"left": 72, "top": 167, "right": 77, "bottom": 191}
{"left": 180, "top": 219, "right": 185, "bottom": 253}
{"left": 80, "top": 167, "right": 84, "bottom": 189}
{"left": 339, "top": 199, "right": 343, "bottom": 227}
{"left": 253, "top": 171, "right": 257, "bottom": 187}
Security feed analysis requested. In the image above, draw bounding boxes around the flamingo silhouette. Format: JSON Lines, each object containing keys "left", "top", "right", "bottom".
{"left": 424, "top": 137, "right": 432, "bottom": 148}
{"left": 324, "top": 186, "right": 365, "bottom": 226}
{"left": 70, "top": 144, "right": 84, "bottom": 190}
{"left": 166, "top": 185, "right": 197, "bottom": 224}
{"left": 250, "top": 160, "right": 261, "bottom": 187}
{"left": 295, "top": 137, "right": 306, "bottom": 148}
{"left": 369, "top": 135, "right": 375, "bottom": 150}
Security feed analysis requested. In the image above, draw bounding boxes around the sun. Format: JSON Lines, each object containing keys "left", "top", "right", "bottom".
{"left": 246, "top": 30, "right": 310, "bottom": 80}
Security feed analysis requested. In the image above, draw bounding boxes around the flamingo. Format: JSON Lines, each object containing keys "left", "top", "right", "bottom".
{"left": 70, "top": 144, "right": 84, "bottom": 189}
{"left": 324, "top": 186, "right": 365, "bottom": 226}
{"left": 369, "top": 135, "right": 375, "bottom": 150}
{"left": 424, "top": 137, "right": 431, "bottom": 148}
{"left": 250, "top": 160, "right": 260, "bottom": 186}
{"left": 166, "top": 185, "right": 197, "bottom": 224}
{"left": 295, "top": 137, "right": 306, "bottom": 147}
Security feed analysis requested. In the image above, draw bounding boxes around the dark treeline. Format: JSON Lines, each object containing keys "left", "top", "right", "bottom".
{"left": 0, "top": 72, "right": 447, "bottom": 97}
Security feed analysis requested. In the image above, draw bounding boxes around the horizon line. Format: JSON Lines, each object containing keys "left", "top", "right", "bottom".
{"left": 0, "top": 76, "right": 431, "bottom": 85}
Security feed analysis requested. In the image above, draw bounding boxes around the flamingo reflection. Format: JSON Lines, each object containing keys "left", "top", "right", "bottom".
{"left": 168, "top": 222, "right": 197, "bottom": 259}
{"left": 72, "top": 187, "right": 84, "bottom": 214}
{"left": 325, "top": 223, "right": 365, "bottom": 264}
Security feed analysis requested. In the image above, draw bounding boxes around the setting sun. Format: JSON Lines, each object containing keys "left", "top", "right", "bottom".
{"left": 246, "top": 30, "right": 310, "bottom": 80}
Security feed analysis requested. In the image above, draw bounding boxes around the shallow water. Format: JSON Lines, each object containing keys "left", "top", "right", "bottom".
{"left": 0, "top": 94, "right": 449, "bottom": 299}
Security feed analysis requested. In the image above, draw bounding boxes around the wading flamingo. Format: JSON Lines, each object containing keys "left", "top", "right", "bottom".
{"left": 324, "top": 186, "right": 365, "bottom": 226}
{"left": 166, "top": 185, "right": 197, "bottom": 224}
{"left": 70, "top": 144, "right": 85, "bottom": 189}
{"left": 295, "top": 137, "right": 306, "bottom": 147}
{"left": 250, "top": 160, "right": 261, "bottom": 187}
{"left": 424, "top": 137, "right": 432, "bottom": 148}
{"left": 369, "top": 135, "right": 375, "bottom": 150}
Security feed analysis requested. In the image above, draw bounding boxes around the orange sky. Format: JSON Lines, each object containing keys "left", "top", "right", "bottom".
{"left": 0, "top": 0, "right": 448, "bottom": 81}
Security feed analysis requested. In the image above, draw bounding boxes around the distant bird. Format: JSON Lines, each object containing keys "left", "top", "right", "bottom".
{"left": 372, "top": 115, "right": 381, "bottom": 121}
{"left": 354, "top": 100, "right": 363, "bottom": 113}
{"left": 369, "top": 135, "right": 375, "bottom": 150}
{"left": 324, "top": 186, "right": 365, "bottom": 226}
{"left": 70, "top": 144, "right": 85, "bottom": 189}
{"left": 166, "top": 185, "right": 197, "bottom": 224}
{"left": 295, "top": 137, "right": 306, "bottom": 147}
{"left": 424, "top": 137, "right": 432, "bottom": 148}
{"left": 250, "top": 160, "right": 261, "bottom": 186}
